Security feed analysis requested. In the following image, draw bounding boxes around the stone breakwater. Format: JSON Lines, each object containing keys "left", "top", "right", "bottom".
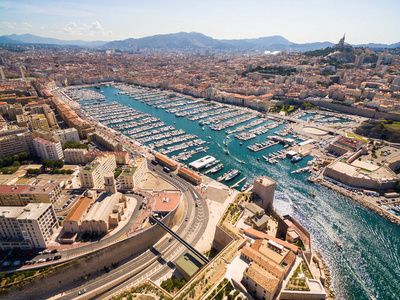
{"left": 316, "top": 179, "right": 400, "bottom": 227}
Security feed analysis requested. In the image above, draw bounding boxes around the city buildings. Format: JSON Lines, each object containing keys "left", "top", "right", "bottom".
{"left": 118, "top": 157, "right": 147, "bottom": 189}
{"left": 0, "top": 183, "right": 63, "bottom": 206}
{"left": 87, "top": 132, "right": 123, "bottom": 152}
{"left": 29, "top": 114, "right": 50, "bottom": 131}
{"left": 0, "top": 127, "right": 34, "bottom": 158}
{"left": 79, "top": 154, "right": 117, "bottom": 189}
{"left": 52, "top": 128, "right": 80, "bottom": 145}
{"left": 0, "top": 203, "right": 58, "bottom": 249}
{"left": 33, "top": 137, "right": 64, "bottom": 160}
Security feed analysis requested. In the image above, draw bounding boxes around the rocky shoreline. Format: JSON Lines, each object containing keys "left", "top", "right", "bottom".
{"left": 315, "top": 251, "right": 335, "bottom": 300}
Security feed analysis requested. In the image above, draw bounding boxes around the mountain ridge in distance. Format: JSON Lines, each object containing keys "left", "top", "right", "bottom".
{"left": 1, "top": 32, "right": 399, "bottom": 52}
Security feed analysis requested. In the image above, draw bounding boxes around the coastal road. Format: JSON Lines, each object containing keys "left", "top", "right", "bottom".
{"left": 49, "top": 164, "right": 209, "bottom": 300}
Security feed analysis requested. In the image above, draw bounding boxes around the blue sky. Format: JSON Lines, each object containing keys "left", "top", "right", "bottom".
{"left": 0, "top": 0, "right": 399, "bottom": 44}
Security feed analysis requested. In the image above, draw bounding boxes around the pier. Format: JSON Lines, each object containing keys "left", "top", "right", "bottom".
{"left": 230, "top": 177, "right": 247, "bottom": 189}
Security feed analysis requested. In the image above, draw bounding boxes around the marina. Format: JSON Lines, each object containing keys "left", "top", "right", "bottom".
{"left": 69, "top": 84, "right": 400, "bottom": 300}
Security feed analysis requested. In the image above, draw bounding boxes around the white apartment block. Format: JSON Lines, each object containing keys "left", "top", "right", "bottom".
{"left": 79, "top": 154, "right": 116, "bottom": 189}
{"left": 33, "top": 137, "right": 64, "bottom": 161}
{"left": 53, "top": 128, "right": 80, "bottom": 145}
{"left": 0, "top": 203, "right": 58, "bottom": 249}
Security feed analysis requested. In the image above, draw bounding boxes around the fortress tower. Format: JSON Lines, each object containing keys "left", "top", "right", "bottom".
{"left": 253, "top": 175, "right": 276, "bottom": 211}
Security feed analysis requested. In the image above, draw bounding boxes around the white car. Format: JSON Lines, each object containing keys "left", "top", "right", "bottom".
{"left": 78, "top": 289, "right": 86, "bottom": 295}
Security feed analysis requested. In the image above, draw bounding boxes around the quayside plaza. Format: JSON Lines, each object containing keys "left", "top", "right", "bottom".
{"left": 0, "top": 38, "right": 400, "bottom": 300}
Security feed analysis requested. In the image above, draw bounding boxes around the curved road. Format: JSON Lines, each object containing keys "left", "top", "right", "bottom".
{"left": 47, "top": 163, "right": 209, "bottom": 300}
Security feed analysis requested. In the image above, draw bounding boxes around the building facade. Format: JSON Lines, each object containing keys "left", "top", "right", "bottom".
{"left": 53, "top": 128, "right": 80, "bottom": 145}
{"left": 119, "top": 157, "right": 147, "bottom": 189}
{"left": 0, "top": 127, "right": 34, "bottom": 158}
{"left": 79, "top": 154, "right": 117, "bottom": 189}
{"left": 0, "top": 203, "right": 58, "bottom": 249}
{"left": 33, "top": 137, "right": 64, "bottom": 160}
{"left": 0, "top": 183, "right": 63, "bottom": 206}
{"left": 253, "top": 176, "right": 276, "bottom": 211}
{"left": 29, "top": 114, "right": 50, "bottom": 131}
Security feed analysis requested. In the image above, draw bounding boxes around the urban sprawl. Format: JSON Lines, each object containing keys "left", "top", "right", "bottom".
{"left": 0, "top": 36, "right": 399, "bottom": 300}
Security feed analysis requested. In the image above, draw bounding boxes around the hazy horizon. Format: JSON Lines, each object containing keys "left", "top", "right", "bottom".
{"left": 0, "top": 0, "right": 399, "bottom": 44}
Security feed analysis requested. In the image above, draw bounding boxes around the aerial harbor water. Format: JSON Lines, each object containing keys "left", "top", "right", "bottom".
{"left": 77, "top": 85, "right": 400, "bottom": 300}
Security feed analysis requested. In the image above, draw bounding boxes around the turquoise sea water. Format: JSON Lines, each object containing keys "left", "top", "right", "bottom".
{"left": 85, "top": 86, "right": 400, "bottom": 300}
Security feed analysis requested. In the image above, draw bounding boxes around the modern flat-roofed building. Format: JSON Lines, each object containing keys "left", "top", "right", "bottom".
{"left": 87, "top": 132, "right": 122, "bottom": 152}
{"left": 29, "top": 114, "right": 50, "bottom": 131}
{"left": 0, "top": 203, "right": 58, "bottom": 249}
{"left": 53, "top": 128, "right": 80, "bottom": 145}
{"left": 79, "top": 154, "right": 116, "bottom": 189}
{"left": 33, "top": 137, "right": 64, "bottom": 160}
{"left": 119, "top": 157, "right": 147, "bottom": 189}
{"left": 0, "top": 127, "right": 34, "bottom": 158}
{"left": 85, "top": 151, "right": 129, "bottom": 165}
{"left": 63, "top": 148, "right": 88, "bottom": 164}
{"left": 153, "top": 190, "right": 182, "bottom": 215}
{"left": 0, "top": 182, "right": 63, "bottom": 206}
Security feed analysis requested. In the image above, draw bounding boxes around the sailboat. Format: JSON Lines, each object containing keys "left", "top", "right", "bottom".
{"left": 311, "top": 189, "right": 316, "bottom": 197}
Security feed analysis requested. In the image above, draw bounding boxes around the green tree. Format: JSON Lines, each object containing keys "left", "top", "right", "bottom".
{"left": 62, "top": 141, "right": 89, "bottom": 150}
{"left": 4, "top": 156, "right": 13, "bottom": 166}
{"left": 54, "top": 159, "right": 64, "bottom": 169}
{"left": 18, "top": 152, "right": 29, "bottom": 161}
{"left": 12, "top": 154, "right": 20, "bottom": 162}
{"left": 13, "top": 161, "right": 21, "bottom": 167}
{"left": 0, "top": 158, "right": 3, "bottom": 168}
{"left": 42, "top": 159, "right": 54, "bottom": 169}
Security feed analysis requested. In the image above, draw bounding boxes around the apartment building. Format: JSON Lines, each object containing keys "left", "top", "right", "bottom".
{"left": 29, "top": 114, "right": 50, "bottom": 131}
{"left": 64, "top": 148, "right": 88, "bottom": 164}
{"left": 0, "top": 203, "right": 58, "bottom": 249}
{"left": 119, "top": 157, "right": 147, "bottom": 189}
{"left": 0, "top": 127, "right": 34, "bottom": 158}
{"left": 87, "top": 132, "right": 123, "bottom": 152}
{"left": 33, "top": 137, "right": 64, "bottom": 160}
{"left": 0, "top": 182, "right": 63, "bottom": 206}
{"left": 53, "top": 128, "right": 80, "bottom": 145}
{"left": 79, "top": 154, "right": 116, "bottom": 189}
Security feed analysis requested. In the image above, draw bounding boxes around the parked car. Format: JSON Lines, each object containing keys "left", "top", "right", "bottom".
{"left": 54, "top": 255, "right": 62, "bottom": 260}
{"left": 37, "top": 259, "right": 46, "bottom": 263}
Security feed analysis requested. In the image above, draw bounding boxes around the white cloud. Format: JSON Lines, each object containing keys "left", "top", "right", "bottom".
{"left": 40, "top": 26, "right": 45, "bottom": 30}
{"left": 22, "top": 22, "right": 32, "bottom": 28}
{"left": 0, "top": 21, "right": 14, "bottom": 29}
{"left": 63, "top": 21, "right": 114, "bottom": 37}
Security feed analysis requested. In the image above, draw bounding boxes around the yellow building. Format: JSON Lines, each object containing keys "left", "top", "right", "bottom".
{"left": 29, "top": 114, "right": 50, "bottom": 131}
{"left": 0, "top": 183, "right": 63, "bottom": 206}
